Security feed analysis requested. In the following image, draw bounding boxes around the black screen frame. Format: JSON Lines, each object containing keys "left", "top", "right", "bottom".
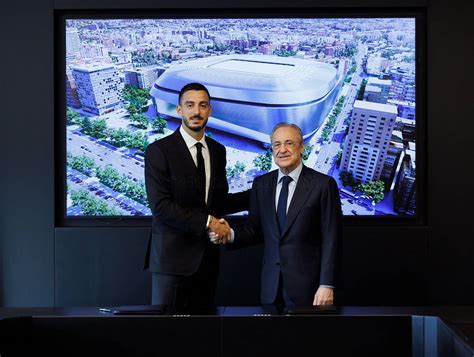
{"left": 54, "top": 7, "right": 427, "bottom": 227}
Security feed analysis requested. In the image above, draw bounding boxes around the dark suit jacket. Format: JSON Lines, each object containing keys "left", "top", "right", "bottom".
{"left": 234, "top": 165, "right": 342, "bottom": 306}
{"left": 144, "top": 128, "right": 249, "bottom": 276}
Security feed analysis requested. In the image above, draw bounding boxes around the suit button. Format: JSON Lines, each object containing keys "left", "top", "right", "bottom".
{"left": 276, "top": 262, "right": 280, "bottom": 266}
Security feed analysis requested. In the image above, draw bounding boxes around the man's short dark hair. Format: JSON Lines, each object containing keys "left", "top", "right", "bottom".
{"left": 178, "top": 83, "right": 211, "bottom": 104}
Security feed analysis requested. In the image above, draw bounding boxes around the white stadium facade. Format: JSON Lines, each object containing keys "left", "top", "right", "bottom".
{"left": 150, "top": 54, "right": 343, "bottom": 143}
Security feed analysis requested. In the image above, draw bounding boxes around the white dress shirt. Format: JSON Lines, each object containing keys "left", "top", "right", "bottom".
{"left": 275, "top": 162, "right": 303, "bottom": 213}
{"left": 179, "top": 125, "right": 211, "bottom": 204}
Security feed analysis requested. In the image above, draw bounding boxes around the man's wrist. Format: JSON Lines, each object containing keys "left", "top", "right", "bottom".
{"left": 206, "top": 215, "right": 213, "bottom": 229}
{"left": 319, "top": 285, "right": 334, "bottom": 289}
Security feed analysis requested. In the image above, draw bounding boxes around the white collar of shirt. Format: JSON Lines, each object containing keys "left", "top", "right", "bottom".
{"left": 275, "top": 162, "right": 303, "bottom": 212}
{"left": 277, "top": 162, "right": 303, "bottom": 185}
{"left": 179, "top": 125, "right": 208, "bottom": 151}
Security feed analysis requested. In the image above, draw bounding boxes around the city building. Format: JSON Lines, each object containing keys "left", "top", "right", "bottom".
{"left": 66, "top": 28, "right": 81, "bottom": 57}
{"left": 341, "top": 100, "right": 398, "bottom": 183}
{"left": 71, "top": 63, "right": 122, "bottom": 115}
{"left": 363, "top": 85, "right": 383, "bottom": 103}
{"left": 367, "top": 77, "right": 392, "bottom": 103}
{"left": 395, "top": 102, "right": 416, "bottom": 120}
{"left": 124, "top": 66, "right": 165, "bottom": 89}
{"left": 338, "top": 58, "right": 350, "bottom": 76}
{"left": 66, "top": 72, "right": 81, "bottom": 109}
{"left": 80, "top": 44, "right": 107, "bottom": 59}
{"left": 394, "top": 149, "right": 416, "bottom": 214}
{"left": 395, "top": 116, "right": 416, "bottom": 142}
{"left": 381, "top": 141, "right": 403, "bottom": 183}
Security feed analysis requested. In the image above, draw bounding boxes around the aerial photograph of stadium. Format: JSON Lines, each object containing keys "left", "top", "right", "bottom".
{"left": 64, "top": 17, "right": 416, "bottom": 217}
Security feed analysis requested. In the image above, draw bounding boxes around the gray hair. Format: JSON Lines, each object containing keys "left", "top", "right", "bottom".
{"left": 270, "top": 122, "right": 304, "bottom": 143}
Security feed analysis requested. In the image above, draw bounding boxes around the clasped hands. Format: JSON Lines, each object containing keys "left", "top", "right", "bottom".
{"left": 208, "top": 216, "right": 231, "bottom": 245}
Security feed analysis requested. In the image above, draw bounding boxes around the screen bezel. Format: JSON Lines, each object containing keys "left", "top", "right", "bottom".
{"left": 54, "top": 8, "right": 427, "bottom": 227}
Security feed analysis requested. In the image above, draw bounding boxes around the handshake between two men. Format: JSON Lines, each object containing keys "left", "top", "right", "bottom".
{"left": 207, "top": 216, "right": 232, "bottom": 245}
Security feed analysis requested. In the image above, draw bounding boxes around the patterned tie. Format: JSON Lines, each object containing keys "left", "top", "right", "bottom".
{"left": 195, "top": 142, "right": 206, "bottom": 204}
{"left": 277, "top": 176, "right": 293, "bottom": 233}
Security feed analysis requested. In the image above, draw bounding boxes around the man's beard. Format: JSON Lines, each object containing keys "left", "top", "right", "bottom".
{"left": 183, "top": 116, "right": 208, "bottom": 132}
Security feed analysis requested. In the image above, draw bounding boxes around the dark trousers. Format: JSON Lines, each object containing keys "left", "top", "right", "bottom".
{"left": 273, "top": 271, "right": 295, "bottom": 308}
{"left": 151, "top": 246, "right": 219, "bottom": 314}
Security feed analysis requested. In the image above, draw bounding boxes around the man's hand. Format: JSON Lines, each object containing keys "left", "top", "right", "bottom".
{"left": 208, "top": 217, "right": 231, "bottom": 244}
{"left": 313, "top": 286, "right": 334, "bottom": 306}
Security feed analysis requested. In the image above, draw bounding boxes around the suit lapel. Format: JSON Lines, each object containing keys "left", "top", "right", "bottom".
{"left": 281, "top": 166, "right": 315, "bottom": 237}
{"left": 173, "top": 129, "right": 198, "bottom": 174}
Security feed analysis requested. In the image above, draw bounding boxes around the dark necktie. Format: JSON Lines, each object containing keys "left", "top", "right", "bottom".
{"left": 277, "top": 176, "right": 293, "bottom": 233}
{"left": 195, "top": 142, "right": 206, "bottom": 203}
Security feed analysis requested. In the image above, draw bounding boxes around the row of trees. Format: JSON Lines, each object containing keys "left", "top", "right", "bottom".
{"left": 67, "top": 153, "right": 147, "bottom": 206}
{"left": 129, "top": 113, "right": 167, "bottom": 133}
{"left": 96, "top": 165, "right": 147, "bottom": 206}
{"left": 321, "top": 95, "right": 346, "bottom": 142}
{"left": 70, "top": 189, "right": 119, "bottom": 216}
{"left": 273, "top": 49, "right": 297, "bottom": 57}
{"left": 67, "top": 111, "right": 150, "bottom": 152}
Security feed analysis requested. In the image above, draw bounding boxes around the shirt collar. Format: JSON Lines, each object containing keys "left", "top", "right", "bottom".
{"left": 277, "top": 162, "right": 303, "bottom": 185}
{"left": 179, "top": 125, "right": 208, "bottom": 150}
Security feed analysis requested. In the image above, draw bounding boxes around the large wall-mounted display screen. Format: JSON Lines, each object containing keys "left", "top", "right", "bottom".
{"left": 62, "top": 16, "right": 418, "bottom": 218}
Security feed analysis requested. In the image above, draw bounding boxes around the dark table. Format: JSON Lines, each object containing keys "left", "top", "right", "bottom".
{"left": 1, "top": 306, "right": 473, "bottom": 356}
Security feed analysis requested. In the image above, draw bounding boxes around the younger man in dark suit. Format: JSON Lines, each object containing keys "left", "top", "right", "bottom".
{"left": 144, "top": 83, "right": 249, "bottom": 313}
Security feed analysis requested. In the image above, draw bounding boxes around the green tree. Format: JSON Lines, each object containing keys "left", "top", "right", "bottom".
{"left": 130, "top": 113, "right": 149, "bottom": 129}
{"left": 123, "top": 84, "right": 150, "bottom": 114}
{"left": 253, "top": 150, "right": 272, "bottom": 172}
{"left": 302, "top": 143, "right": 314, "bottom": 162}
{"left": 357, "top": 180, "right": 385, "bottom": 203}
{"left": 95, "top": 165, "right": 147, "bottom": 205}
{"left": 108, "top": 128, "right": 131, "bottom": 147}
{"left": 67, "top": 153, "right": 96, "bottom": 175}
{"left": 96, "top": 165, "right": 121, "bottom": 189}
{"left": 79, "top": 116, "right": 92, "bottom": 134}
{"left": 90, "top": 118, "right": 108, "bottom": 139}
{"left": 336, "top": 150, "right": 343, "bottom": 166}
{"left": 273, "top": 49, "right": 297, "bottom": 57}
{"left": 126, "top": 131, "right": 149, "bottom": 151}
{"left": 231, "top": 161, "right": 246, "bottom": 178}
{"left": 152, "top": 117, "right": 168, "bottom": 134}
{"left": 321, "top": 127, "right": 332, "bottom": 141}
{"left": 357, "top": 79, "right": 368, "bottom": 100}
{"left": 339, "top": 170, "right": 359, "bottom": 188}
{"left": 131, "top": 49, "right": 159, "bottom": 67}
{"left": 70, "top": 189, "right": 119, "bottom": 216}
{"left": 80, "top": 117, "right": 108, "bottom": 139}
{"left": 66, "top": 108, "right": 82, "bottom": 125}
